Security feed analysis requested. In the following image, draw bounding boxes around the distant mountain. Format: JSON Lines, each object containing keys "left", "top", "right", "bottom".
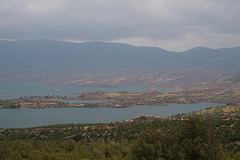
{"left": 183, "top": 46, "right": 214, "bottom": 53}
{"left": 181, "top": 46, "right": 240, "bottom": 73}
{"left": 0, "top": 40, "right": 240, "bottom": 86}
{"left": 0, "top": 40, "right": 174, "bottom": 72}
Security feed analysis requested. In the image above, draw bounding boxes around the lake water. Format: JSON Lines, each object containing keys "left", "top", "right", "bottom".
{"left": 0, "top": 102, "right": 223, "bottom": 129}
{"left": 0, "top": 82, "right": 167, "bottom": 99}
{"left": 0, "top": 82, "right": 223, "bottom": 128}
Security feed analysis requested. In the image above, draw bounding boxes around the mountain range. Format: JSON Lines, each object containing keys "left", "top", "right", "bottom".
{"left": 1, "top": 40, "right": 240, "bottom": 87}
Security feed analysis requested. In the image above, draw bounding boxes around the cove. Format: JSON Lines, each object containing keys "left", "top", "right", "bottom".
{"left": 0, "top": 82, "right": 168, "bottom": 99}
{"left": 0, "top": 102, "right": 223, "bottom": 129}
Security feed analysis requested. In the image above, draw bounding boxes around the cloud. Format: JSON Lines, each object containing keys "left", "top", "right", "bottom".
{"left": 0, "top": 0, "right": 240, "bottom": 51}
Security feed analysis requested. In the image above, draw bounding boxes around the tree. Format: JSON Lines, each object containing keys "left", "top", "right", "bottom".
{"left": 132, "top": 129, "right": 164, "bottom": 160}
{"left": 133, "top": 117, "right": 224, "bottom": 160}
{"left": 174, "top": 117, "right": 223, "bottom": 160}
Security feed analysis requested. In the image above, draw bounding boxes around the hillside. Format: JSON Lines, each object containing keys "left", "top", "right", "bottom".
{"left": 1, "top": 40, "right": 240, "bottom": 87}
{"left": 1, "top": 111, "right": 240, "bottom": 159}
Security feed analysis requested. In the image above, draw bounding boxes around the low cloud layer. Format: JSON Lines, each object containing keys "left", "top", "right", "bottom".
{"left": 1, "top": 0, "right": 240, "bottom": 51}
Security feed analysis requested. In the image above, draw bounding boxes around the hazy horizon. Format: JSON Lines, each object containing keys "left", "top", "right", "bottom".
{"left": 1, "top": 0, "right": 240, "bottom": 52}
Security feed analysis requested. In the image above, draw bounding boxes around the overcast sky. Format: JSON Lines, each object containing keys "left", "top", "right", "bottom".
{"left": 0, "top": 0, "right": 240, "bottom": 51}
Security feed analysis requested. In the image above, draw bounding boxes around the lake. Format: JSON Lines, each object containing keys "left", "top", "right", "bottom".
{"left": 0, "top": 82, "right": 167, "bottom": 99}
{"left": 0, "top": 82, "right": 223, "bottom": 128}
{"left": 0, "top": 102, "right": 223, "bottom": 129}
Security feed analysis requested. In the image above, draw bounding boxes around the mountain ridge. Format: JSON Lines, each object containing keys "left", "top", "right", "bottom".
{"left": 1, "top": 40, "right": 240, "bottom": 86}
{"left": 1, "top": 39, "right": 239, "bottom": 52}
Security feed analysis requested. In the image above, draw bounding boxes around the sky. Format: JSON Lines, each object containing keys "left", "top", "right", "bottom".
{"left": 0, "top": 0, "right": 240, "bottom": 51}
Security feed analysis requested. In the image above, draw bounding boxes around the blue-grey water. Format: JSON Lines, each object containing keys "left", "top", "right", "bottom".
{"left": 0, "top": 82, "right": 166, "bottom": 99}
{"left": 0, "top": 102, "right": 223, "bottom": 129}
{"left": 0, "top": 82, "right": 223, "bottom": 128}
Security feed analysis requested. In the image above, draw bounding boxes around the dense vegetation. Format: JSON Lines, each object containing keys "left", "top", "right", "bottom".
{"left": 1, "top": 108, "right": 240, "bottom": 160}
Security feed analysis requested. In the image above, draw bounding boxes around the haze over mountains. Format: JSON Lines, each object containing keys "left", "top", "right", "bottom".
{"left": 1, "top": 40, "right": 240, "bottom": 87}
